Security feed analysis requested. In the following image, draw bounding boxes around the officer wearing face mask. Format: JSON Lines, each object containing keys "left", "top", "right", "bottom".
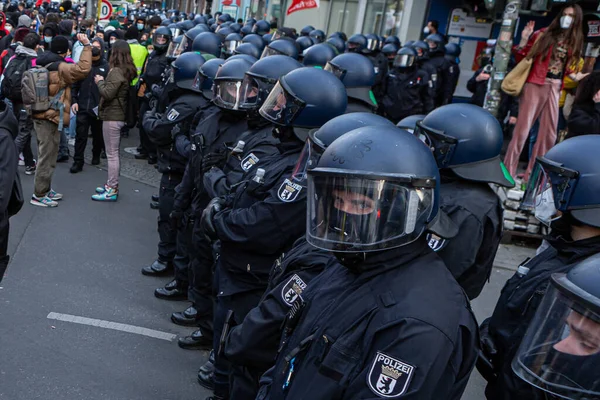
{"left": 362, "top": 33, "right": 388, "bottom": 106}
{"left": 416, "top": 104, "right": 515, "bottom": 300}
{"left": 424, "top": 33, "right": 453, "bottom": 107}
{"left": 136, "top": 26, "right": 172, "bottom": 164}
{"left": 224, "top": 113, "right": 396, "bottom": 400}
{"left": 200, "top": 67, "right": 347, "bottom": 400}
{"left": 479, "top": 135, "right": 600, "bottom": 400}
{"left": 513, "top": 253, "right": 600, "bottom": 399}
{"left": 255, "top": 125, "right": 478, "bottom": 400}
{"left": 380, "top": 47, "right": 433, "bottom": 123}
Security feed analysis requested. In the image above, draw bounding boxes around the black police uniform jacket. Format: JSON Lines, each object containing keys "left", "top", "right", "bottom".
{"left": 381, "top": 67, "right": 432, "bottom": 123}
{"left": 144, "top": 91, "right": 206, "bottom": 176}
{"left": 367, "top": 52, "right": 389, "bottom": 104}
{"left": 481, "top": 234, "right": 600, "bottom": 400}
{"left": 173, "top": 107, "right": 247, "bottom": 216}
{"left": 203, "top": 123, "right": 280, "bottom": 199}
{"left": 225, "top": 237, "right": 335, "bottom": 373}
{"left": 257, "top": 238, "right": 479, "bottom": 400}
{"left": 141, "top": 50, "right": 169, "bottom": 94}
{"left": 429, "top": 177, "right": 503, "bottom": 300}
{"left": 423, "top": 53, "right": 453, "bottom": 108}
{"left": 212, "top": 139, "right": 306, "bottom": 295}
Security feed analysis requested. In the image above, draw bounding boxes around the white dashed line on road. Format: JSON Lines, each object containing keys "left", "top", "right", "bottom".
{"left": 47, "top": 312, "right": 177, "bottom": 342}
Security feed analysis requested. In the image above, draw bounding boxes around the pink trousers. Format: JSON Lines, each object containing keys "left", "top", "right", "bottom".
{"left": 503, "top": 78, "right": 561, "bottom": 181}
{"left": 102, "top": 120, "right": 125, "bottom": 188}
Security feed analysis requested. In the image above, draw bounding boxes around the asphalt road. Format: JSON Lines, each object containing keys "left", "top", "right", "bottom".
{"left": 0, "top": 163, "right": 211, "bottom": 400}
{"left": 0, "top": 156, "right": 535, "bottom": 400}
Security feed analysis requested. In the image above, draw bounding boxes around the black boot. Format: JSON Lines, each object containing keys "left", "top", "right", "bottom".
{"left": 155, "top": 279, "right": 188, "bottom": 300}
{"left": 151, "top": 194, "right": 159, "bottom": 202}
{"left": 91, "top": 155, "right": 100, "bottom": 165}
{"left": 147, "top": 155, "right": 157, "bottom": 165}
{"left": 179, "top": 328, "right": 212, "bottom": 350}
{"left": 141, "top": 259, "right": 173, "bottom": 276}
{"left": 69, "top": 162, "right": 83, "bottom": 173}
{"left": 150, "top": 201, "right": 160, "bottom": 210}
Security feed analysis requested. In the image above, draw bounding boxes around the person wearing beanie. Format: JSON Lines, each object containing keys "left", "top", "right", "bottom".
{"left": 0, "top": 26, "right": 31, "bottom": 69}
{"left": 41, "top": 22, "right": 58, "bottom": 50}
{"left": 29, "top": 33, "right": 92, "bottom": 208}
{"left": 125, "top": 24, "right": 147, "bottom": 86}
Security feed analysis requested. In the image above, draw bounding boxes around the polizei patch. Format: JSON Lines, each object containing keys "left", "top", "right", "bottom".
{"left": 367, "top": 352, "right": 415, "bottom": 398}
{"left": 281, "top": 274, "right": 307, "bottom": 306}
{"left": 426, "top": 233, "right": 447, "bottom": 252}
{"left": 277, "top": 179, "right": 302, "bottom": 202}
{"left": 241, "top": 153, "right": 260, "bottom": 171}
{"left": 167, "top": 108, "right": 180, "bottom": 121}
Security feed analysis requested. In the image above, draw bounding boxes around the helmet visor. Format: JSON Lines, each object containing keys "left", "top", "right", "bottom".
{"left": 224, "top": 39, "right": 241, "bottom": 55}
{"left": 324, "top": 61, "right": 347, "bottom": 81}
{"left": 238, "top": 75, "right": 261, "bottom": 108}
{"left": 512, "top": 277, "right": 600, "bottom": 399}
{"left": 306, "top": 172, "right": 435, "bottom": 252}
{"left": 366, "top": 38, "right": 378, "bottom": 51}
{"left": 290, "top": 138, "right": 322, "bottom": 184}
{"left": 393, "top": 54, "right": 415, "bottom": 68}
{"left": 522, "top": 158, "right": 578, "bottom": 212}
{"left": 214, "top": 80, "right": 244, "bottom": 110}
{"left": 154, "top": 34, "right": 170, "bottom": 45}
{"left": 261, "top": 45, "right": 283, "bottom": 59}
{"left": 413, "top": 121, "right": 458, "bottom": 168}
{"left": 166, "top": 40, "right": 182, "bottom": 58}
{"left": 170, "top": 27, "right": 181, "bottom": 37}
{"left": 179, "top": 34, "right": 192, "bottom": 52}
{"left": 258, "top": 81, "right": 305, "bottom": 126}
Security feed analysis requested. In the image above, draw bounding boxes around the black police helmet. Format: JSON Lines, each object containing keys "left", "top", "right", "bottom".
{"left": 241, "top": 55, "right": 303, "bottom": 110}
{"left": 246, "top": 18, "right": 257, "bottom": 25}
{"left": 161, "top": 20, "right": 170, "bottom": 26}
{"left": 213, "top": 58, "right": 253, "bottom": 110}
{"left": 223, "top": 32, "right": 243, "bottom": 56}
{"left": 262, "top": 39, "right": 298, "bottom": 59}
{"left": 303, "top": 43, "right": 337, "bottom": 68}
{"left": 364, "top": 33, "right": 380, "bottom": 53}
{"left": 396, "top": 114, "right": 426, "bottom": 132}
{"left": 181, "top": 19, "right": 194, "bottom": 31}
{"left": 259, "top": 67, "right": 347, "bottom": 129}
{"left": 192, "top": 32, "right": 223, "bottom": 58}
{"left": 296, "top": 36, "right": 313, "bottom": 53}
{"left": 300, "top": 25, "right": 315, "bottom": 36}
{"left": 153, "top": 26, "right": 172, "bottom": 52}
{"left": 240, "top": 24, "right": 252, "bottom": 36}
{"left": 309, "top": 29, "right": 325, "bottom": 43}
{"left": 242, "top": 33, "right": 266, "bottom": 52}
{"left": 393, "top": 47, "right": 417, "bottom": 68}
{"left": 172, "top": 51, "right": 206, "bottom": 90}
{"left": 252, "top": 20, "right": 270, "bottom": 35}
{"left": 229, "top": 23, "right": 242, "bottom": 33}
{"left": 418, "top": 104, "right": 514, "bottom": 187}
{"left": 218, "top": 13, "right": 231, "bottom": 23}
{"left": 412, "top": 40, "right": 429, "bottom": 59}
{"left": 384, "top": 36, "right": 400, "bottom": 46}
{"left": 207, "top": 17, "right": 215, "bottom": 25}
{"left": 191, "top": 58, "right": 224, "bottom": 98}
{"left": 263, "top": 33, "right": 273, "bottom": 43}
{"left": 182, "top": 25, "right": 208, "bottom": 50}
{"left": 329, "top": 31, "right": 347, "bottom": 42}
{"left": 425, "top": 33, "right": 445, "bottom": 53}
{"left": 445, "top": 42, "right": 461, "bottom": 57}
{"left": 216, "top": 27, "right": 233, "bottom": 41}
{"left": 210, "top": 23, "right": 218, "bottom": 32}
{"left": 347, "top": 34, "right": 367, "bottom": 53}
{"left": 326, "top": 36, "right": 346, "bottom": 54}
{"left": 325, "top": 53, "right": 376, "bottom": 108}
{"left": 382, "top": 43, "right": 400, "bottom": 58}
{"left": 234, "top": 42, "right": 261, "bottom": 59}
{"left": 194, "top": 15, "right": 207, "bottom": 25}
{"left": 404, "top": 40, "right": 415, "bottom": 47}
{"left": 227, "top": 54, "right": 258, "bottom": 64}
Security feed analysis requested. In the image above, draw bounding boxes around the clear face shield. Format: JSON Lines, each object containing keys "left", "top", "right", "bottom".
{"left": 413, "top": 121, "right": 458, "bottom": 168}
{"left": 258, "top": 81, "right": 305, "bottom": 126}
{"left": 306, "top": 172, "right": 436, "bottom": 252}
{"left": 238, "top": 74, "right": 275, "bottom": 110}
{"left": 521, "top": 158, "right": 579, "bottom": 225}
{"left": 366, "top": 38, "right": 378, "bottom": 51}
{"left": 224, "top": 39, "right": 241, "bottom": 55}
{"left": 166, "top": 39, "right": 183, "bottom": 59}
{"left": 213, "top": 79, "right": 244, "bottom": 110}
{"left": 289, "top": 138, "right": 323, "bottom": 184}
{"left": 179, "top": 34, "right": 192, "bottom": 53}
{"left": 393, "top": 54, "right": 415, "bottom": 68}
{"left": 170, "top": 27, "right": 181, "bottom": 38}
{"left": 513, "top": 275, "right": 600, "bottom": 399}
{"left": 324, "top": 61, "right": 347, "bottom": 81}
{"left": 260, "top": 45, "right": 284, "bottom": 59}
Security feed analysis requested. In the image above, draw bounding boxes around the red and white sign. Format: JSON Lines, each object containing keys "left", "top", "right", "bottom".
{"left": 99, "top": 0, "right": 113, "bottom": 20}
{"left": 222, "top": 0, "right": 241, "bottom": 6}
{"left": 286, "top": 0, "right": 319, "bottom": 16}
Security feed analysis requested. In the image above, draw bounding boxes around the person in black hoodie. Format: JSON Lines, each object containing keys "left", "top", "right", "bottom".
{"left": 57, "top": 19, "right": 75, "bottom": 48}
{"left": 0, "top": 100, "right": 20, "bottom": 284}
{"left": 567, "top": 72, "right": 600, "bottom": 138}
{"left": 41, "top": 22, "right": 58, "bottom": 51}
{"left": 70, "top": 38, "right": 109, "bottom": 172}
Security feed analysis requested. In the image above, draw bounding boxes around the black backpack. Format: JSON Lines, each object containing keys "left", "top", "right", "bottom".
{"left": 2, "top": 54, "right": 33, "bottom": 103}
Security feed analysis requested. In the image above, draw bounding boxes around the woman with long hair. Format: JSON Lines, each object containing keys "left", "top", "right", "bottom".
{"left": 92, "top": 40, "right": 136, "bottom": 201}
{"left": 567, "top": 72, "right": 600, "bottom": 137}
{"left": 503, "top": 5, "right": 584, "bottom": 182}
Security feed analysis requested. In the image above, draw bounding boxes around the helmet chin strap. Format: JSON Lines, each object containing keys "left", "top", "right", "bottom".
{"left": 333, "top": 252, "right": 367, "bottom": 271}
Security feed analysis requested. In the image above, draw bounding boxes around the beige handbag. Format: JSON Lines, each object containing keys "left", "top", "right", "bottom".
{"left": 501, "top": 57, "right": 533, "bottom": 97}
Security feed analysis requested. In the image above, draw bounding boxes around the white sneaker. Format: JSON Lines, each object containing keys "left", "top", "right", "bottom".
{"left": 68, "top": 138, "right": 75, "bottom": 146}
{"left": 30, "top": 195, "right": 58, "bottom": 208}
{"left": 18, "top": 153, "right": 25, "bottom": 166}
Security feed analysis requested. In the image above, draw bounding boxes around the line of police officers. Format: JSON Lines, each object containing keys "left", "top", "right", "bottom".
{"left": 130, "top": 13, "right": 600, "bottom": 400}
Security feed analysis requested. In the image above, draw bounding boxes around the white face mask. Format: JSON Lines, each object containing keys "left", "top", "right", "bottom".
{"left": 560, "top": 15, "right": 573, "bottom": 29}
{"left": 423, "top": 27, "right": 430, "bottom": 35}
{"left": 5, "top": 25, "right": 12, "bottom": 33}
{"left": 534, "top": 188, "right": 559, "bottom": 226}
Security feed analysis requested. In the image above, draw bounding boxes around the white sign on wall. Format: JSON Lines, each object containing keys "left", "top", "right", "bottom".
{"left": 447, "top": 8, "right": 493, "bottom": 38}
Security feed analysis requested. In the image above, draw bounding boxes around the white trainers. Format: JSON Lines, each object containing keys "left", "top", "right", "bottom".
{"left": 30, "top": 195, "right": 58, "bottom": 208}
{"left": 47, "top": 189, "right": 63, "bottom": 201}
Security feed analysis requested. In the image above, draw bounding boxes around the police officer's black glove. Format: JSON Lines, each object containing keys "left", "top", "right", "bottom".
{"left": 201, "top": 148, "right": 228, "bottom": 173}
{"left": 201, "top": 197, "right": 226, "bottom": 240}
{"left": 169, "top": 210, "right": 183, "bottom": 231}
{"left": 151, "top": 83, "right": 162, "bottom": 98}
{"left": 476, "top": 318, "right": 498, "bottom": 383}
{"left": 479, "top": 319, "right": 497, "bottom": 357}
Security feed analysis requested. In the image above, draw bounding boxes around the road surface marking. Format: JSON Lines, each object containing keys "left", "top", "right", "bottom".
{"left": 47, "top": 312, "right": 177, "bottom": 342}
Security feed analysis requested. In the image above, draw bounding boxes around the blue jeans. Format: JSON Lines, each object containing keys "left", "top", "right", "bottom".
{"left": 58, "top": 127, "right": 69, "bottom": 158}
{"left": 528, "top": 119, "right": 539, "bottom": 161}
{"left": 68, "top": 114, "right": 76, "bottom": 139}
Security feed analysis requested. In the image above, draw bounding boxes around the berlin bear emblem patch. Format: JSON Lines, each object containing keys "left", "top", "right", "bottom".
{"left": 367, "top": 352, "right": 415, "bottom": 398}
{"left": 167, "top": 108, "right": 180, "bottom": 121}
{"left": 281, "top": 274, "right": 307, "bottom": 306}
{"left": 426, "top": 233, "right": 447, "bottom": 252}
{"left": 241, "top": 153, "right": 260, "bottom": 171}
{"left": 277, "top": 178, "right": 302, "bottom": 202}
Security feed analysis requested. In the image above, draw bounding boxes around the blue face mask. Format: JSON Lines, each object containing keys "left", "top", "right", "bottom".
{"left": 137, "top": 24, "right": 144, "bottom": 30}
{"left": 44, "top": 36, "right": 52, "bottom": 43}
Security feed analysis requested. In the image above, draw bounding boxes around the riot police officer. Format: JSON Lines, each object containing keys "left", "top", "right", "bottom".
{"left": 140, "top": 52, "right": 207, "bottom": 281}
{"left": 201, "top": 67, "right": 348, "bottom": 400}
{"left": 223, "top": 32, "right": 242, "bottom": 57}
{"left": 324, "top": 53, "right": 378, "bottom": 113}
{"left": 416, "top": 104, "right": 514, "bottom": 299}
{"left": 233, "top": 42, "right": 261, "bottom": 60}
{"left": 513, "top": 253, "right": 600, "bottom": 399}
{"left": 302, "top": 43, "right": 336, "bottom": 68}
{"left": 255, "top": 125, "right": 478, "bottom": 399}
{"left": 136, "top": 26, "right": 172, "bottom": 164}
{"left": 363, "top": 33, "right": 388, "bottom": 105}
{"left": 479, "top": 135, "right": 600, "bottom": 400}
{"left": 444, "top": 42, "right": 461, "bottom": 102}
{"left": 346, "top": 33, "right": 367, "bottom": 54}
{"left": 424, "top": 33, "right": 453, "bottom": 107}
{"left": 380, "top": 47, "right": 433, "bottom": 123}
{"left": 261, "top": 38, "right": 298, "bottom": 59}
{"left": 308, "top": 29, "right": 325, "bottom": 44}
{"left": 192, "top": 31, "right": 223, "bottom": 58}
{"left": 410, "top": 40, "right": 437, "bottom": 105}
{"left": 326, "top": 36, "right": 346, "bottom": 54}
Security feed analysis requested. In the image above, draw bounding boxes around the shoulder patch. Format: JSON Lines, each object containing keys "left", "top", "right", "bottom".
{"left": 281, "top": 274, "right": 307, "bottom": 306}
{"left": 167, "top": 108, "right": 180, "bottom": 121}
{"left": 426, "top": 233, "right": 447, "bottom": 252}
{"left": 277, "top": 178, "right": 302, "bottom": 202}
{"left": 374, "top": 66, "right": 379, "bottom": 74}
{"left": 367, "top": 352, "right": 415, "bottom": 398}
{"left": 241, "top": 153, "right": 260, "bottom": 171}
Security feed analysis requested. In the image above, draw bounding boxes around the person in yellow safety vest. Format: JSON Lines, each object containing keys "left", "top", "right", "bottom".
{"left": 558, "top": 57, "right": 586, "bottom": 141}
{"left": 124, "top": 26, "right": 148, "bottom": 86}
